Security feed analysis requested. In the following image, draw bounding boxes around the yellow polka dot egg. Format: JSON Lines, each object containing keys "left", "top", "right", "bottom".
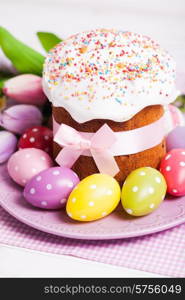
{"left": 66, "top": 174, "right": 121, "bottom": 221}
{"left": 121, "top": 167, "right": 167, "bottom": 216}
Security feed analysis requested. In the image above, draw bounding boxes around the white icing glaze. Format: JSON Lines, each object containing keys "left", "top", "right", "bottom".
{"left": 43, "top": 29, "right": 178, "bottom": 123}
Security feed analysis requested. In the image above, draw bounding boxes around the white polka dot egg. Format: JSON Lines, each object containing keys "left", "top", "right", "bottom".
{"left": 160, "top": 149, "right": 185, "bottom": 196}
{"left": 7, "top": 148, "right": 53, "bottom": 186}
{"left": 121, "top": 167, "right": 167, "bottom": 216}
{"left": 24, "top": 167, "right": 80, "bottom": 209}
{"left": 66, "top": 174, "right": 121, "bottom": 222}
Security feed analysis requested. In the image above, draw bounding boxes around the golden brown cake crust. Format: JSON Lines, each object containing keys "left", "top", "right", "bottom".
{"left": 53, "top": 105, "right": 166, "bottom": 185}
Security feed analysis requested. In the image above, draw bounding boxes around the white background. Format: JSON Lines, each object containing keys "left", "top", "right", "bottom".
{"left": 0, "top": 0, "right": 185, "bottom": 277}
{"left": 1, "top": 0, "right": 185, "bottom": 70}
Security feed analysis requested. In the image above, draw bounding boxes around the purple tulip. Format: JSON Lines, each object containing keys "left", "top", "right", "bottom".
{"left": 0, "top": 104, "right": 43, "bottom": 134}
{"left": 0, "top": 131, "right": 17, "bottom": 163}
{"left": 3, "top": 74, "right": 47, "bottom": 105}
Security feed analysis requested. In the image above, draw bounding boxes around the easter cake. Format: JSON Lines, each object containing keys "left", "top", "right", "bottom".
{"left": 43, "top": 29, "right": 178, "bottom": 184}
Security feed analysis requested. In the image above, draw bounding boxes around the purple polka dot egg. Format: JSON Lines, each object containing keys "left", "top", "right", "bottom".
{"left": 23, "top": 167, "right": 80, "bottom": 209}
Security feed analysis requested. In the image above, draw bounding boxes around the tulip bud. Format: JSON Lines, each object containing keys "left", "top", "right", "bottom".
{"left": 0, "top": 104, "right": 43, "bottom": 134}
{"left": 0, "top": 131, "right": 17, "bottom": 163}
{"left": 3, "top": 74, "right": 47, "bottom": 105}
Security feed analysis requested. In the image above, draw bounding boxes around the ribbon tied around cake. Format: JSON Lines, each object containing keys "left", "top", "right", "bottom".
{"left": 54, "top": 123, "right": 120, "bottom": 177}
{"left": 53, "top": 105, "right": 184, "bottom": 177}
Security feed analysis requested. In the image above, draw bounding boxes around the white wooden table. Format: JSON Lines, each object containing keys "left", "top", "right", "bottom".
{"left": 0, "top": 0, "right": 184, "bottom": 277}
{"left": 0, "top": 244, "right": 160, "bottom": 277}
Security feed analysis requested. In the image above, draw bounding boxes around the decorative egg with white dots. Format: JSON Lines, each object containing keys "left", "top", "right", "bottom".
{"left": 66, "top": 174, "right": 121, "bottom": 222}
{"left": 160, "top": 148, "right": 185, "bottom": 196}
{"left": 23, "top": 167, "right": 80, "bottom": 209}
{"left": 18, "top": 126, "right": 53, "bottom": 156}
{"left": 121, "top": 167, "right": 167, "bottom": 217}
{"left": 166, "top": 126, "right": 185, "bottom": 152}
{"left": 7, "top": 148, "right": 53, "bottom": 186}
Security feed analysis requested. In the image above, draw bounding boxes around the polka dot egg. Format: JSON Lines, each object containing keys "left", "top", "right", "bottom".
{"left": 18, "top": 126, "right": 53, "bottom": 156}
{"left": 66, "top": 174, "right": 121, "bottom": 222}
{"left": 166, "top": 126, "right": 185, "bottom": 152}
{"left": 121, "top": 167, "right": 167, "bottom": 216}
{"left": 24, "top": 167, "right": 80, "bottom": 209}
{"left": 160, "top": 148, "right": 185, "bottom": 196}
{"left": 7, "top": 148, "right": 53, "bottom": 186}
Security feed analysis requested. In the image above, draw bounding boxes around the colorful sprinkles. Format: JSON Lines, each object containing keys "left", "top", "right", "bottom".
{"left": 43, "top": 29, "right": 176, "bottom": 122}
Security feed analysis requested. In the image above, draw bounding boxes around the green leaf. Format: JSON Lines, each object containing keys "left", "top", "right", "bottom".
{"left": 0, "top": 27, "right": 45, "bottom": 75}
{"left": 37, "top": 32, "right": 62, "bottom": 52}
{"left": 0, "top": 78, "right": 5, "bottom": 89}
{"left": 0, "top": 74, "right": 12, "bottom": 95}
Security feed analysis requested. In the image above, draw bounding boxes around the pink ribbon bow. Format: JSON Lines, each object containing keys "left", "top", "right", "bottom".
{"left": 54, "top": 124, "right": 120, "bottom": 177}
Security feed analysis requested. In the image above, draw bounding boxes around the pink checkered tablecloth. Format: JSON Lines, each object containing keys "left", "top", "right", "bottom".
{"left": 0, "top": 198, "right": 185, "bottom": 277}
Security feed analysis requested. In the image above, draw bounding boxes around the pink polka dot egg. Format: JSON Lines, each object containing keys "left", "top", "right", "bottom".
{"left": 7, "top": 148, "right": 53, "bottom": 186}
{"left": 160, "top": 148, "right": 185, "bottom": 196}
{"left": 23, "top": 167, "right": 80, "bottom": 209}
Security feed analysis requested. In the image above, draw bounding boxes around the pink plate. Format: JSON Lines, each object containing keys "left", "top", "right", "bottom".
{"left": 0, "top": 166, "right": 185, "bottom": 240}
